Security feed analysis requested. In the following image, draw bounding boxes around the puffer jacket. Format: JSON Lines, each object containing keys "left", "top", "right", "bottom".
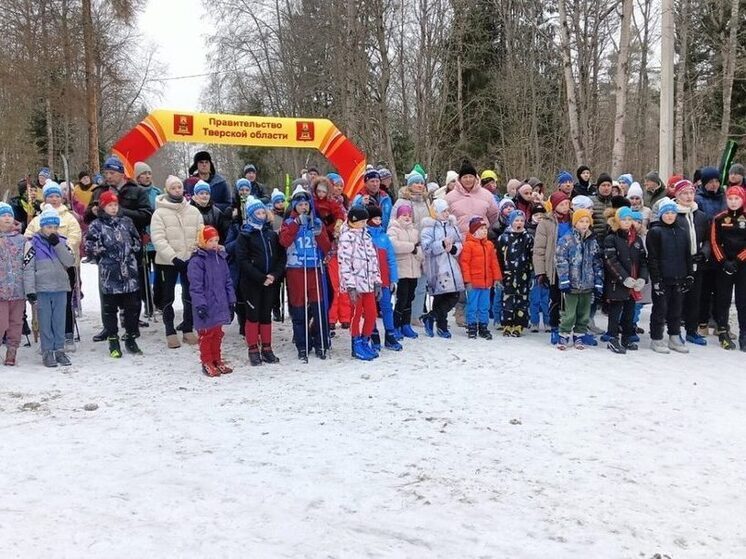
{"left": 421, "top": 215, "right": 464, "bottom": 295}
{"left": 84, "top": 181, "right": 152, "bottom": 232}
{"left": 23, "top": 233, "right": 76, "bottom": 294}
{"left": 235, "top": 223, "right": 286, "bottom": 297}
{"left": 150, "top": 195, "right": 203, "bottom": 265}
{"left": 387, "top": 218, "right": 423, "bottom": 279}
{"left": 532, "top": 212, "right": 561, "bottom": 284}
{"left": 187, "top": 248, "right": 236, "bottom": 330}
{"left": 591, "top": 193, "right": 613, "bottom": 242}
{"left": 446, "top": 181, "right": 500, "bottom": 234}
{"left": 460, "top": 234, "right": 502, "bottom": 289}
{"left": 368, "top": 224, "right": 398, "bottom": 287}
{"left": 555, "top": 229, "right": 604, "bottom": 293}
{"left": 85, "top": 214, "right": 142, "bottom": 294}
{"left": 646, "top": 220, "right": 693, "bottom": 285}
{"left": 603, "top": 225, "right": 648, "bottom": 301}
{"left": 25, "top": 204, "right": 82, "bottom": 259}
{"left": 0, "top": 229, "right": 27, "bottom": 300}
{"left": 695, "top": 186, "right": 726, "bottom": 221}
{"left": 337, "top": 223, "right": 381, "bottom": 293}
{"left": 190, "top": 199, "right": 229, "bottom": 243}
{"left": 391, "top": 188, "right": 434, "bottom": 230}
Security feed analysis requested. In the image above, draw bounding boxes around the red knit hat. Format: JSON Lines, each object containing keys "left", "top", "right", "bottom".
{"left": 198, "top": 225, "right": 220, "bottom": 248}
{"left": 99, "top": 190, "right": 118, "bottom": 210}
{"left": 673, "top": 179, "right": 695, "bottom": 197}
{"left": 549, "top": 191, "right": 569, "bottom": 211}
{"left": 726, "top": 186, "right": 745, "bottom": 206}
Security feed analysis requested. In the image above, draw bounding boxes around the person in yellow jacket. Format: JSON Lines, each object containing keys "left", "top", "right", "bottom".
{"left": 25, "top": 181, "right": 82, "bottom": 352}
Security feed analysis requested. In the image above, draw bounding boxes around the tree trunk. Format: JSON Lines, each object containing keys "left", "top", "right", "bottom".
{"left": 558, "top": 0, "right": 586, "bottom": 165}
{"left": 719, "top": 0, "right": 739, "bottom": 147}
{"left": 674, "top": 0, "right": 690, "bottom": 174}
{"left": 82, "top": 0, "right": 99, "bottom": 173}
{"left": 611, "top": 0, "right": 632, "bottom": 176}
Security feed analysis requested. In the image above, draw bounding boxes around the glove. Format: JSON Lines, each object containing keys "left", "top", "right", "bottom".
{"left": 347, "top": 287, "right": 359, "bottom": 305}
{"left": 172, "top": 257, "right": 188, "bottom": 272}
{"left": 47, "top": 233, "right": 59, "bottom": 246}
{"left": 633, "top": 278, "right": 646, "bottom": 292}
{"left": 681, "top": 275, "right": 695, "bottom": 293}
{"left": 374, "top": 283, "right": 383, "bottom": 301}
{"left": 723, "top": 260, "right": 738, "bottom": 275}
{"left": 622, "top": 277, "right": 636, "bottom": 289}
{"left": 535, "top": 274, "right": 550, "bottom": 288}
{"left": 390, "top": 283, "right": 397, "bottom": 296}
{"left": 298, "top": 213, "right": 309, "bottom": 226}
{"left": 692, "top": 252, "right": 706, "bottom": 265}
{"left": 653, "top": 283, "right": 665, "bottom": 296}
{"left": 26, "top": 293, "right": 37, "bottom": 304}
{"left": 412, "top": 242, "right": 420, "bottom": 255}
{"left": 196, "top": 306, "right": 208, "bottom": 320}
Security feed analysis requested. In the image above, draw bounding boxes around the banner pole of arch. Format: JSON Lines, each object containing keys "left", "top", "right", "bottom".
{"left": 111, "top": 109, "right": 367, "bottom": 197}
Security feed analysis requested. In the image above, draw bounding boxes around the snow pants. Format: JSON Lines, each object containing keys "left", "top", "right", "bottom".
{"left": 327, "top": 255, "right": 351, "bottom": 326}
{"left": 559, "top": 292, "right": 592, "bottom": 335}
{"left": 429, "top": 292, "right": 460, "bottom": 330}
{"left": 0, "top": 300, "right": 25, "bottom": 350}
{"left": 682, "top": 270, "right": 703, "bottom": 336}
{"left": 607, "top": 298, "right": 636, "bottom": 340}
{"left": 502, "top": 269, "right": 531, "bottom": 328}
{"left": 102, "top": 291, "right": 140, "bottom": 339}
{"left": 198, "top": 325, "right": 224, "bottom": 365}
{"left": 351, "top": 292, "right": 377, "bottom": 337}
{"left": 466, "top": 287, "right": 490, "bottom": 325}
{"left": 529, "top": 279, "right": 550, "bottom": 326}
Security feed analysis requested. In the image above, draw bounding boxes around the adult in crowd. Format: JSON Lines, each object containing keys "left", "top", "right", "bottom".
{"left": 433, "top": 170, "right": 458, "bottom": 200}
{"left": 573, "top": 165, "right": 595, "bottom": 197}
{"left": 643, "top": 171, "right": 666, "bottom": 209}
{"left": 352, "top": 170, "right": 394, "bottom": 230}
{"left": 728, "top": 163, "right": 745, "bottom": 187}
{"left": 184, "top": 151, "right": 232, "bottom": 212}
{"left": 10, "top": 177, "right": 41, "bottom": 234}
{"left": 241, "top": 163, "right": 267, "bottom": 201}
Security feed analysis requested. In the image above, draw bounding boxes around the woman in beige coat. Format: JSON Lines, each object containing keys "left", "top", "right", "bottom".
{"left": 388, "top": 205, "right": 424, "bottom": 338}
{"left": 150, "top": 175, "right": 203, "bottom": 348}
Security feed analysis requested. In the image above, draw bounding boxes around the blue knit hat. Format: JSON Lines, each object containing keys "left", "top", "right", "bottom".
{"left": 631, "top": 210, "right": 643, "bottom": 222}
{"left": 42, "top": 181, "right": 62, "bottom": 200}
{"left": 0, "top": 202, "right": 13, "bottom": 218}
{"left": 616, "top": 206, "right": 634, "bottom": 221}
{"left": 508, "top": 209, "right": 526, "bottom": 227}
{"left": 236, "top": 178, "right": 251, "bottom": 193}
{"left": 617, "top": 173, "right": 634, "bottom": 186}
{"left": 556, "top": 170, "right": 573, "bottom": 184}
{"left": 38, "top": 167, "right": 51, "bottom": 180}
{"left": 39, "top": 205, "right": 60, "bottom": 228}
{"left": 244, "top": 196, "right": 266, "bottom": 229}
{"left": 406, "top": 173, "right": 425, "bottom": 187}
{"left": 193, "top": 180, "right": 211, "bottom": 196}
{"left": 327, "top": 173, "right": 343, "bottom": 185}
{"left": 271, "top": 188, "right": 285, "bottom": 204}
{"left": 103, "top": 156, "right": 125, "bottom": 174}
{"left": 657, "top": 197, "right": 678, "bottom": 218}
{"left": 700, "top": 166, "right": 720, "bottom": 186}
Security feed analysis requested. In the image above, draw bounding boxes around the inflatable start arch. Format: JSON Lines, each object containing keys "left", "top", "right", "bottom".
{"left": 112, "top": 109, "right": 367, "bottom": 196}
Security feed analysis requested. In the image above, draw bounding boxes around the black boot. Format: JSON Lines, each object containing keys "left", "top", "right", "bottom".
{"left": 123, "top": 334, "right": 143, "bottom": 355}
{"left": 477, "top": 323, "right": 493, "bottom": 340}
{"left": 467, "top": 324, "right": 477, "bottom": 339}
{"left": 93, "top": 328, "right": 108, "bottom": 343}
{"left": 248, "top": 346, "right": 262, "bottom": 366}
{"left": 622, "top": 337, "right": 638, "bottom": 351}
{"left": 371, "top": 329, "right": 381, "bottom": 351}
{"left": 315, "top": 347, "right": 327, "bottom": 359}
{"left": 298, "top": 348, "right": 308, "bottom": 363}
{"left": 261, "top": 347, "right": 280, "bottom": 363}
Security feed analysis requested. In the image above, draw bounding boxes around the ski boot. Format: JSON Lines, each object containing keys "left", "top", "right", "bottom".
{"left": 718, "top": 329, "right": 736, "bottom": 350}
{"left": 384, "top": 330, "right": 403, "bottom": 351}
{"left": 351, "top": 337, "right": 374, "bottom": 360}
{"left": 477, "top": 323, "right": 493, "bottom": 340}
{"left": 400, "top": 324, "right": 419, "bottom": 339}
{"left": 467, "top": 324, "right": 478, "bottom": 339}
{"left": 363, "top": 336, "right": 379, "bottom": 358}
{"left": 108, "top": 336, "right": 122, "bottom": 359}
{"left": 371, "top": 329, "right": 382, "bottom": 351}
{"left": 391, "top": 327, "right": 403, "bottom": 341}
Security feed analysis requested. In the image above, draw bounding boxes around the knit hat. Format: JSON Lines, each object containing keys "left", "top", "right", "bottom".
{"left": 445, "top": 170, "right": 459, "bottom": 185}
{"left": 549, "top": 191, "right": 569, "bottom": 210}
{"left": 667, "top": 174, "right": 684, "bottom": 191}
{"left": 39, "top": 205, "right": 60, "bottom": 228}
{"left": 480, "top": 169, "right": 498, "bottom": 182}
{"left": 576, "top": 165, "right": 590, "bottom": 180}
{"left": 348, "top": 206, "right": 369, "bottom": 224}
{"left": 164, "top": 175, "right": 183, "bottom": 191}
{"left": 572, "top": 208, "right": 593, "bottom": 227}
{"left": 407, "top": 173, "right": 425, "bottom": 187}
{"left": 674, "top": 179, "right": 695, "bottom": 197}
{"left": 38, "top": 167, "right": 51, "bottom": 180}
{"left": 611, "top": 195, "right": 631, "bottom": 209}
{"left": 468, "top": 216, "right": 486, "bottom": 234}
{"left": 700, "top": 166, "right": 720, "bottom": 186}
{"left": 556, "top": 170, "right": 573, "bottom": 184}
{"left": 657, "top": 197, "right": 678, "bottom": 217}
{"left": 498, "top": 198, "right": 516, "bottom": 213}
{"left": 93, "top": 173, "right": 104, "bottom": 186}
{"left": 616, "top": 206, "right": 634, "bottom": 221}
{"left": 291, "top": 184, "right": 311, "bottom": 210}
{"left": 367, "top": 205, "right": 383, "bottom": 223}
{"left": 458, "top": 160, "right": 478, "bottom": 178}
{"left": 396, "top": 204, "right": 413, "bottom": 218}
{"left": 427, "top": 182, "right": 439, "bottom": 193}
{"left": 644, "top": 171, "right": 661, "bottom": 185}
{"left": 236, "top": 178, "right": 251, "bottom": 192}
{"left": 42, "top": 181, "right": 62, "bottom": 200}
{"left": 244, "top": 196, "right": 265, "bottom": 224}
{"left": 103, "top": 156, "right": 125, "bottom": 174}
{"left": 0, "top": 202, "right": 13, "bottom": 219}
{"left": 507, "top": 209, "right": 525, "bottom": 227}
{"left": 378, "top": 168, "right": 393, "bottom": 180}
{"left": 271, "top": 188, "right": 285, "bottom": 204}
{"left": 596, "top": 173, "right": 613, "bottom": 187}
{"left": 433, "top": 198, "right": 449, "bottom": 214}
{"left": 571, "top": 195, "right": 593, "bottom": 210}
{"left": 364, "top": 170, "right": 380, "bottom": 182}
{"left": 198, "top": 225, "right": 220, "bottom": 248}
{"left": 617, "top": 173, "right": 634, "bottom": 186}
{"left": 243, "top": 163, "right": 257, "bottom": 174}
{"left": 626, "top": 182, "right": 644, "bottom": 199}
{"left": 506, "top": 178, "right": 522, "bottom": 194}
{"left": 134, "top": 161, "right": 151, "bottom": 178}
{"left": 729, "top": 163, "right": 746, "bottom": 177}
{"left": 726, "top": 185, "right": 745, "bottom": 200}
{"left": 193, "top": 180, "right": 211, "bottom": 196}
{"left": 99, "top": 190, "right": 118, "bottom": 210}
{"left": 631, "top": 210, "right": 643, "bottom": 222}
{"left": 527, "top": 177, "right": 543, "bottom": 189}
{"left": 326, "top": 172, "right": 343, "bottom": 185}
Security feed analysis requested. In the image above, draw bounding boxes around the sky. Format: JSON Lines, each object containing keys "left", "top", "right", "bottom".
{"left": 137, "top": 0, "right": 211, "bottom": 111}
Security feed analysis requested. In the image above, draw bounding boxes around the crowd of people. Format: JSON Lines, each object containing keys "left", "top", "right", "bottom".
{"left": 1, "top": 152, "right": 745, "bottom": 374}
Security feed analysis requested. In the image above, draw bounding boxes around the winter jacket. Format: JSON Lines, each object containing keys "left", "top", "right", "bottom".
{"left": 675, "top": 202, "right": 711, "bottom": 268}
{"left": 645, "top": 220, "right": 693, "bottom": 285}
{"left": 532, "top": 213, "right": 563, "bottom": 284}
{"left": 497, "top": 229, "right": 534, "bottom": 275}
{"left": 25, "top": 204, "right": 82, "bottom": 259}
{"left": 368, "top": 224, "right": 398, "bottom": 287}
{"left": 184, "top": 172, "right": 232, "bottom": 212}
{"left": 337, "top": 223, "right": 382, "bottom": 293}
{"left": 695, "top": 187, "right": 726, "bottom": 221}
{"left": 603, "top": 226, "right": 648, "bottom": 301}
{"left": 279, "top": 212, "right": 332, "bottom": 269}
{"left": 235, "top": 224, "right": 286, "bottom": 298}
{"left": 391, "top": 188, "right": 434, "bottom": 230}
{"left": 514, "top": 195, "right": 535, "bottom": 223}
{"left": 460, "top": 234, "right": 502, "bottom": 289}
{"left": 224, "top": 221, "right": 242, "bottom": 290}
{"left": 23, "top": 233, "right": 76, "bottom": 295}
{"left": 555, "top": 230, "right": 604, "bottom": 293}
{"left": 85, "top": 214, "right": 142, "bottom": 295}
{"left": 445, "top": 181, "right": 500, "bottom": 235}
{"left": 72, "top": 183, "right": 95, "bottom": 209}
{"left": 710, "top": 209, "right": 746, "bottom": 264}
{"left": 313, "top": 194, "right": 345, "bottom": 240}
{"left": 187, "top": 248, "right": 236, "bottom": 331}
{"left": 0, "top": 230, "right": 27, "bottom": 301}
{"left": 352, "top": 190, "right": 394, "bottom": 230}
{"left": 421, "top": 215, "right": 464, "bottom": 295}
{"left": 645, "top": 184, "right": 667, "bottom": 209}
{"left": 190, "top": 199, "right": 229, "bottom": 243}
{"left": 387, "top": 218, "right": 423, "bottom": 279}
{"left": 84, "top": 181, "right": 152, "bottom": 233}
{"left": 150, "top": 195, "right": 203, "bottom": 265}
{"left": 591, "top": 193, "right": 613, "bottom": 242}
{"left": 142, "top": 184, "right": 162, "bottom": 252}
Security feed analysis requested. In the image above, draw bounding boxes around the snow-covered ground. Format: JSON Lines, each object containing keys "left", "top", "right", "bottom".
{"left": 1, "top": 263, "right": 745, "bottom": 558}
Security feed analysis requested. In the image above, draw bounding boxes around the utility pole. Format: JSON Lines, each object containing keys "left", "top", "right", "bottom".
{"left": 659, "top": 0, "right": 674, "bottom": 180}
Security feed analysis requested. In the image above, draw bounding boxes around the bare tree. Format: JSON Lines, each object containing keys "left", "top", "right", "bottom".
{"left": 611, "top": 0, "right": 633, "bottom": 176}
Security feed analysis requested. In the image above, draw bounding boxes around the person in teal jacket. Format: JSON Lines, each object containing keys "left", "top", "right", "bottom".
{"left": 367, "top": 205, "right": 401, "bottom": 351}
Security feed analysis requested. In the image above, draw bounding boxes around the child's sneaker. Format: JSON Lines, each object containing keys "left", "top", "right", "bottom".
{"left": 572, "top": 335, "right": 585, "bottom": 350}
{"left": 557, "top": 335, "right": 570, "bottom": 350}
{"left": 718, "top": 329, "right": 735, "bottom": 350}
{"left": 202, "top": 362, "right": 221, "bottom": 377}
{"left": 579, "top": 333, "right": 598, "bottom": 346}
{"left": 650, "top": 339, "right": 670, "bottom": 353}
{"left": 477, "top": 324, "right": 493, "bottom": 340}
{"left": 123, "top": 335, "right": 142, "bottom": 355}
{"left": 607, "top": 337, "right": 626, "bottom": 354}
{"left": 420, "top": 315, "right": 435, "bottom": 337}
{"left": 669, "top": 335, "right": 689, "bottom": 353}
{"left": 400, "top": 325, "right": 419, "bottom": 339}
{"left": 436, "top": 327, "right": 452, "bottom": 339}
{"left": 384, "top": 330, "right": 403, "bottom": 351}
{"left": 622, "top": 337, "right": 639, "bottom": 351}
{"left": 55, "top": 351, "right": 71, "bottom": 366}
{"left": 467, "top": 324, "right": 478, "bottom": 339}
{"left": 108, "top": 337, "right": 122, "bottom": 358}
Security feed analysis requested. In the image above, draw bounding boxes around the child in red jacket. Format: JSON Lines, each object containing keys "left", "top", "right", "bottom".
{"left": 460, "top": 216, "right": 502, "bottom": 339}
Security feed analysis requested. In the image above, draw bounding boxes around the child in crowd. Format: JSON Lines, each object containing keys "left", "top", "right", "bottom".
{"left": 367, "top": 205, "right": 402, "bottom": 351}
{"left": 85, "top": 191, "right": 143, "bottom": 358}
{"left": 603, "top": 206, "right": 648, "bottom": 354}
{"left": 490, "top": 198, "right": 516, "bottom": 239}
{"left": 420, "top": 199, "right": 464, "bottom": 338}
{"left": 236, "top": 197, "right": 286, "bottom": 366}
{"left": 388, "top": 205, "right": 423, "bottom": 339}
{"left": 527, "top": 205, "right": 549, "bottom": 331}
{"left": 188, "top": 226, "right": 236, "bottom": 376}
{"left": 646, "top": 198, "right": 693, "bottom": 354}
{"left": 498, "top": 210, "right": 534, "bottom": 336}
{"left": 0, "top": 202, "right": 26, "bottom": 366}
{"left": 555, "top": 209, "right": 603, "bottom": 349}
{"left": 338, "top": 206, "right": 382, "bottom": 360}
{"left": 190, "top": 180, "right": 229, "bottom": 242}
{"left": 270, "top": 188, "right": 286, "bottom": 232}
{"left": 461, "top": 216, "right": 502, "bottom": 340}
{"left": 23, "top": 206, "right": 76, "bottom": 367}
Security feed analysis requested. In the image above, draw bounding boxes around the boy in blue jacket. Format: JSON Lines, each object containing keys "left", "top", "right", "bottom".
{"left": 367, "top": 205, "right": 402, "bottom": 351}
